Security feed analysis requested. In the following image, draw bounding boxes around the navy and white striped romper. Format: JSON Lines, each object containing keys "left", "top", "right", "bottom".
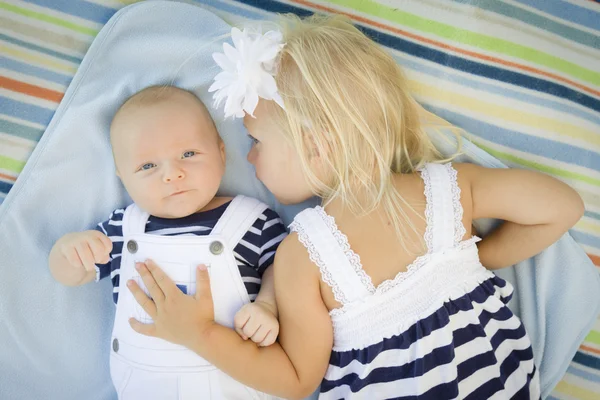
{"left": 290, "top": 163, "right": 540, "bottom": 400}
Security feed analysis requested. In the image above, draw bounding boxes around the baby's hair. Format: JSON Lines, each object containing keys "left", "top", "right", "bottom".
{"left": 111, "top": 85, "right": 217, "bottom": 140}
{"left": 272, "top": 14, "right": 458, "bottom": 252}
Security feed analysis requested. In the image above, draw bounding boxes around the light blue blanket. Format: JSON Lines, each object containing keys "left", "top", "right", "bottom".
{"left": 0, "top": 2, "right": 597, "bottom": 399}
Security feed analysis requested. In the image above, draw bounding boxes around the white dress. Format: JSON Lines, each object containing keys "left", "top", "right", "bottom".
{"left": 290, "top": 163, "right": 540, "bottom": 400}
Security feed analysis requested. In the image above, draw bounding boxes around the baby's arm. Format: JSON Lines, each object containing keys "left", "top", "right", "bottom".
{"left": 234, "top": 208, "right": 287, "bottom": 346}
{"left": 458, "top": 163, "right": 585, "bottom": 269}
{"left": 49, "top": 230, "right": 112, "bottom": 286}
{"left": 234, "top": 265, "right": 279, "bottom": 346}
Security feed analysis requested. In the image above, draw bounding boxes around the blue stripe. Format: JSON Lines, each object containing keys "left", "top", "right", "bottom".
{"left": 584, "top": 210, "right": 600, "bottom": 222}
{"left": 191, "top": 0, "right": 268, "bottom": 20}
{"left": 570, "top": 230, "right": 600, "bottom": 249}
{"left": 0, "top": 97, "right": 55, "bottom": 126}
{"left": 457, "top": 349, "right": 497, "bottom": 381}
{"left": 234, "top": 0, "right": 312, "bottom": 16}
{"left": 22, "top": 0, "right": 117, "bottom": 25}
{"left": 394, "top": 54, "right": 600, "bottom": 127}
{"left": 0, "top": 33, "right": 81, "bottom": 64}
{"left": 512, "top": 0, "right": 600, "bottom": 31}
{"left": 236, "top": 0, "right": 600, "bottom": 112}
{"left": 0, "top": 56, "right": 73, "bottom": 86}
{"left": 422, "top": 106, "right": 600, "bottom": 171}
{"left": 0, "top": 180, "right": 14, "bottom": 194}
{"left": 566, "top": 364, "right": 600, "bottom": 384}
{"left": 573, "top": 350, "right": 600, "bottom": 370}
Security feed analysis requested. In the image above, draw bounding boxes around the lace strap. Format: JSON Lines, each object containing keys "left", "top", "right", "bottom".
{"left": 289, "top": 207, "right": 373, "bottom": 306}
{"left": 421, "top": 163, "right": 466, "bottom": 251}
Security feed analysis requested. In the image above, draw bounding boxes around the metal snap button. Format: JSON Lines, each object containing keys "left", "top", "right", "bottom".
{"left": 112, "top": 338, "right": 119, "bottom": 353}
{"left": 127, "top": 240, "right": 138, "bottom": 254}
{"left": 209, "top": 241, "right": 224, "bottom": 255}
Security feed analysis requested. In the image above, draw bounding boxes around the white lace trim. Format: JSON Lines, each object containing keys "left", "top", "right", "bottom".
{"left": 314, "top": 206, "right": 377, "bottom": 294}
{"left": 289, "top": 219, "right": 349, "bottom": 305}
{"left": 420, "top": 166, "right": 435, "bottom": 252}
{"left": 445, "top": 163, "right": 467, "bottom": 245}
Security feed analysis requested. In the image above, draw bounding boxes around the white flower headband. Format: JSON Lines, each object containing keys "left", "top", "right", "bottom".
{"left": 209, "top": 27, "right": 285, "bottom": 119}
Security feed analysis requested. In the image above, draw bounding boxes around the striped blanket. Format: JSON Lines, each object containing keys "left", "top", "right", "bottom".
{"left": 0, "top": 0, "right": 598, "bottom": 398}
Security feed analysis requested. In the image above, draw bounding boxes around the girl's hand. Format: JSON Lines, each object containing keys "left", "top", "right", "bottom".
{"left": 127, "top": 260, "right": 215, "bottom": 348}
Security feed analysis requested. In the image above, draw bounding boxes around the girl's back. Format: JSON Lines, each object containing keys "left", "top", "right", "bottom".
{"left": 290, "top": 162, "right": 540, "bottom": 399}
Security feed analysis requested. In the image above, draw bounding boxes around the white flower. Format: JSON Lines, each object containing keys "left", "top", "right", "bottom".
{"left": 209, "top": 27, "right": 285, "bottom": 119}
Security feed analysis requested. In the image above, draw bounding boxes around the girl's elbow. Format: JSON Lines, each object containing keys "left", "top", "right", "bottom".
{"left": 565, "top": 191, "right": 585, "bottom": 227}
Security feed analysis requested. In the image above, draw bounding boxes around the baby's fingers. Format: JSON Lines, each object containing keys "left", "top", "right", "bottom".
{"left": 89, "top": 237, "right": 111, "bottom": 264}
{"left": 259, "top": 329, "right": 278, "bottom": 347}
{"left": 250, "top": 325, "right": 270, "bottom": 345}
{"left": 75, "top": 243, "right": 96, "bottom": 272}
{"left": 234, "top": 307, "right": 251, "bottom": 340}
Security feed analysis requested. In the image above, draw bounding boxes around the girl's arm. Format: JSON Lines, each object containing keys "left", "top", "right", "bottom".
{"left": 457, "top": 164, "right": 585, "bottom": 269}
{"left": 129, "top": 234, "right": 332, "bottom": 400}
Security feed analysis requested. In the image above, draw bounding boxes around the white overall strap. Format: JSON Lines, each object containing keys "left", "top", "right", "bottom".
{"left": 122, "top": 203, "right": 151, "bottom": 236}
{"left": 421, "top": 163, "right": 466, "bottom": 252}
{"left": 211, "top": 196, "right": 269, "bottom": 246}
{"left": 289, "top": 207, "right": 373, "bottom": 306}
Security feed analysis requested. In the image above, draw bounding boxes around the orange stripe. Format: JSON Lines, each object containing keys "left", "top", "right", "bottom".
{"left": 0, "top": 172, "right": 17, "bottom": 182}
{"left": 588, "top": 254, "right": 600, "bottom": 267}
{"left": 289, "top": 0, "right": 600, "bottom": 98}
{"left": 0, "top": 76, "right": 63, "bottom": 103}
{"left": 580, "top": 344, "right": 600, "bottom": 356}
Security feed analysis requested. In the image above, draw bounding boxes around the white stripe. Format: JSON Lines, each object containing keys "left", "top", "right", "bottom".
{"left": 110, "top": 268, "right": 120, "bottom": 280}
{"left": 239, "top": 239, "right": 260, "bottom": 254}
{"left": 263, "top": 218, "right": 283, "bottom": 230}
{"left": 242, "top": 277, "right": 261, "bottom": 285}
{"left": 113, "top": 210, "right": 124, "bottom": 215}
{"left": 459, "top": 335, "right": 535, "bottom": 398}
{"left": 487, "top": 359, "right": 538, "bottom": 400}
{"left": 233, "top": 251, "right": 251, "bottom": 266}
{"left": 108, "top": 236, "right": 123, "bottom": 242}
{"left": 248, "top": 226, "right": 261, "bottom": 236}
{"left": 97, "top": 223, "right": 107, "bottom": 236}
{"left": 259, "top": 251, "right": 275, "bottom": 267}
{"left": 148, "top": 226, "right": 210, "bottom": 235}
{"left": 258, "top": 213, "right": 267, "bottom": 221}
{"left": 107, "top": 220, "right": 123, "bottom": 226}
{"left": 324, "top": 359, "right": 459, "bottom": 399}
{"left": 261, "top": 232, "right": 286, "bottom": 252}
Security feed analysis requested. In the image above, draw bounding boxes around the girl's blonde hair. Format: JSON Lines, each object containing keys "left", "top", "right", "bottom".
{"left": 272, "top": 14, "right": 455, "bottom": 251}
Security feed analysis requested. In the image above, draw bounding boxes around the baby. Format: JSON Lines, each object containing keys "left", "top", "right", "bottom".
{"left": 49, "top": 86, "right": 285, "bottom": 399}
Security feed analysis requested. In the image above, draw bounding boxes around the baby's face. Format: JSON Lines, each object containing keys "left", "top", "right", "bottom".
{"left": 111, "top": 97, "right": 225, "bottom": 218}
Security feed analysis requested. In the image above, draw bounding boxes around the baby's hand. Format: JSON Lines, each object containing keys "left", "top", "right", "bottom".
{"left": 234, "top": 301, "right": 279, "bottom": 347}
{"left": 58, "top": 230, "right": 112, "bottom": 273}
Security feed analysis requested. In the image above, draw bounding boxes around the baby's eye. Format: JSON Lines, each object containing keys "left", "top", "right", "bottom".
{"left": 182, "top": 151, "right": 197, "bottom": 158}
{"left": 247, "top": 134, "right": 259, "bottom": 145}
{"left": 139, "top": 162, "right": 156, "bottom": 171}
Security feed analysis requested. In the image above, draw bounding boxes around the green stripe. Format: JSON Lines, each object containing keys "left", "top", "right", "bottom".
{"left": 0, "top": 155, "right": 25, "bottom": 174}
{"left": 0, "top": 119, "right": 44, "bottom": 142}
{"left": 0, "top": 1, "right": 99, "bottom": 36}
{"left": 585, "top": 330, "right": 600, "bottom": 346}
{"left": 329, "top": 0, "right": 600, "bottom": 86}
{"left": 472, "top": 141, "right": 600, "bottom": 188}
